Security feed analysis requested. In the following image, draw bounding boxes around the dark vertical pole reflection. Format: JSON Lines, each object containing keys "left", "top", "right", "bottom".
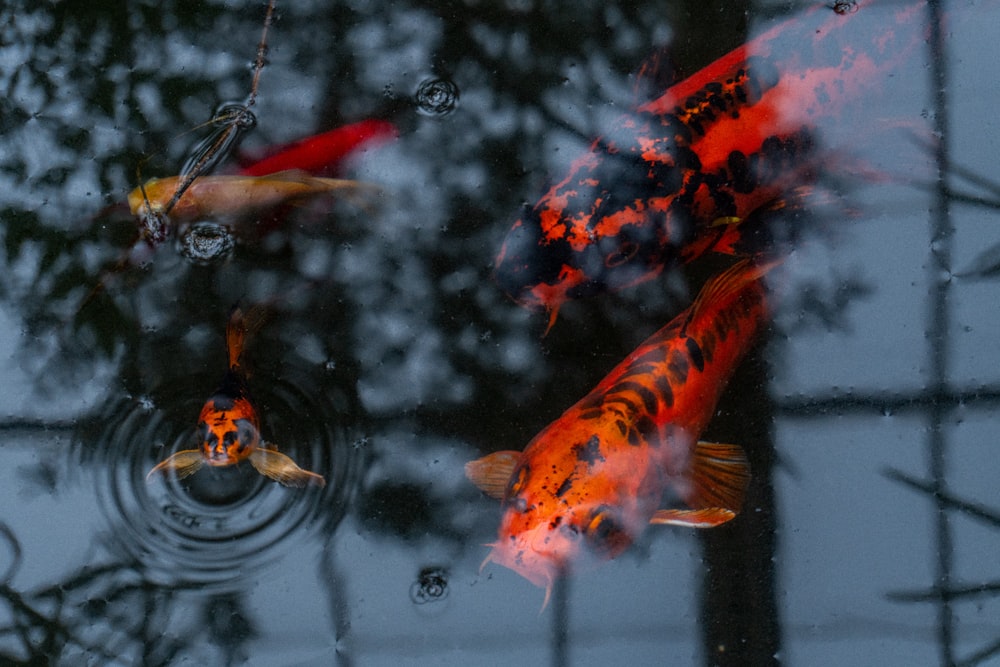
{"left": 924, "top": 1, "right": 955, "bottom": 665}
{"left": 662, "top": 0, "right": 769, "bottom": 663}
{"left": 698, "top": 347, "right": 780, "bottom": 666}
{"left": 551, "top": 568, "right": 570, "bottom": 667}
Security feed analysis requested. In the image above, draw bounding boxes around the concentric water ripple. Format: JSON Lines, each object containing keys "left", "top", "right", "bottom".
{"left": 78, "top": 367, "right": 364, "bottom": 589}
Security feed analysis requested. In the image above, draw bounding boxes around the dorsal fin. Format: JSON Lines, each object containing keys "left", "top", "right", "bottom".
{"left": 689, "top": 259, "right": 776, "bottom": 322}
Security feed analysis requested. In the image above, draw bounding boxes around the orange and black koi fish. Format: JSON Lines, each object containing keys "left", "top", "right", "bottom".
{"left": 467, "top": 259, "right": 775, "bottom": 602}
{"left": 494, "top": 1, "right": 925, "bottom": 328}
{"left": 146, "top": 306, "right": 325, "bottom": 488}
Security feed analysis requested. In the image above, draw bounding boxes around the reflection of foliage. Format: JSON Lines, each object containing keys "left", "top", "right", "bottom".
{"left": 884, "top": 469, "right": 1000, "bottom": 666}
{"left": 0, "top": 0, "right": 684, "bottom": 439}
{"left": 0, "top": 521, "right": 257, "bottom": 666}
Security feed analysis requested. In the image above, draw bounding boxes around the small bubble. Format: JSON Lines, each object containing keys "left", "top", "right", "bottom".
{"left": 410, "top": 567, "right": 449, "bottom": 604}
{"left": 137, "top": 395, "right": 155, "bottom": 411}
{"left": 324, "top": 360, "right": 337, "bottom": 372}
{"left": 178, "top": 222, "right": 236, "bottom": 265}
{"left": 415, "top": 78, "right": 460, "bottom": 117}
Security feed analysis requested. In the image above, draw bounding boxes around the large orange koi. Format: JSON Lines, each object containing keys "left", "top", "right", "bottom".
{"left": 494, "top": 1, "right": 925, "bottom": 328}
{"left": 146, "top": 306, "right": 325, "bottom": 488}
{"left": 467, "top": 259, "right": 773, "bottom": 601}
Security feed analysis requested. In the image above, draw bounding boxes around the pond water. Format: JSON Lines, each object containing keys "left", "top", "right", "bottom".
{"left": 1, "top": 1, "right": 998, "bottom": 665}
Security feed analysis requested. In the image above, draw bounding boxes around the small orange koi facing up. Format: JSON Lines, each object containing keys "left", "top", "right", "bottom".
{"left": 146, "top": 306, "right": 325, "bottom": 488}
{"left": 467, "top": 259, "right": 774, "bottom": 602}
{"left": 127, "top": 171, "right": 376, "bottom": 245}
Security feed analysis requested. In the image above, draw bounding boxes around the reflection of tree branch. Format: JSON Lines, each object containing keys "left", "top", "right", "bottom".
{"left": 887, "top": 581, "right": 1000, "bottom": 602}
{"left": 777, "top": 384, "right": 1000, "bottom": 417}
{"left": 957, "top": 636, "right": 1000, "bottom": 667}
{"left": 883, "top": 468, "right": 1000, "bottom": 528}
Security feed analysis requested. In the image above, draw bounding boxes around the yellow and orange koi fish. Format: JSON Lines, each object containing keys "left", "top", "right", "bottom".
{"left": 146, "top": 306, "right": 325, "bottom": 488}
{"left": 128, "top": 171, "right": 375, "bottom": 243}
{"left": 467, "top": 259, "right": 774, "bottom": 602}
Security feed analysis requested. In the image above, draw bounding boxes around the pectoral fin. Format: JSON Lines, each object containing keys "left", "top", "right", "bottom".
{"left": 248, "top": 448, "right": 326, "bottom": 488}
{"left": 146, "top": 450, "right": 205, "bottom": 482}
{"left": 651, "top": 441, "right": 750, "bottom": 528}
{"left": 686, "top": 441, "right": 750, "bottom": 513}
{"left": 465, "top": 450, "right": 521, "bottom": 500}
{"left": 650, "top": 507, "right": 737, "bottom": 528}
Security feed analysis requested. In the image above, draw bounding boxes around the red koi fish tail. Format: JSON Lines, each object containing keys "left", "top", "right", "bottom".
{"left": 226, "top": 304, "right": 269, "bottom": 370}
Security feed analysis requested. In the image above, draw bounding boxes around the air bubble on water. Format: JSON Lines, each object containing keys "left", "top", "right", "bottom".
{"left": 178, "top": 222, "right": 236, "bottom": 265}
{"left": 415, "top": 78, "right": 460, "bottom": 117}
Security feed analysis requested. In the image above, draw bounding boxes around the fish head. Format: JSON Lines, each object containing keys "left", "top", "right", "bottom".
{"left": 197, "top": 394, "right": 260, "bottom": 466}
{"left": 484, "top": 443, "right": 649, "bottom": 592}
{"left": 486, "top": 492, "right": 642, "bottom": 593}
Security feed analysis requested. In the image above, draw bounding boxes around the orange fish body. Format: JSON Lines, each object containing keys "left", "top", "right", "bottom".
{"left": 494, "top": 1, "right": 925, "bottom": 324}
{"left": 146, "top": 307, "right": 325, "bottom": 488}
{"left": 467, "top": 259, "right": 772, "bottom": 595}
{"left": 128, "top": 171, "right": 371, "bottom": 228}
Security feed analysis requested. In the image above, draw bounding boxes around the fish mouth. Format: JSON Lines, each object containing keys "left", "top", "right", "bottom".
{"left": 202, "top": 447, "right": 239, "bottom": 467}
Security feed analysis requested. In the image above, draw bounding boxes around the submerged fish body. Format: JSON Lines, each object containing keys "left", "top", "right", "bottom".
{"left": 494, "top": 1, "right": 925, "bottom": 322}
{"left": 146, "top": 307, "right": 325, "bottom": 488}
{"left": 467, "top": 259, "right": 772, "bottom": 595}
{"left": 128, "top": 171, "right": 372, "bottom": 229}
{"left": 238, "top": 119, "right": 397, "bottom": 177}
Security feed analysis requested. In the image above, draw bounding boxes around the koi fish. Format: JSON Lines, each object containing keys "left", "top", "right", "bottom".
{"left": 146, "top": 306, "right": 326, "bottom": 488}
{"left": 466, "top": 259, "right": 774, "bottom": 601}
{"left": 238, "top": 119, "right": 398, "bottom": 177}
{"left": 128, "top": 171, "right": 375, "bottom": 240}
{"left": 494, "top": 1, "right": 925, "bottom": 328}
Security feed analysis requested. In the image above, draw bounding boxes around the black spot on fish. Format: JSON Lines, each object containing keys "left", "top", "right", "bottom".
{"left": 614, "top": 381, "right": 658, "bottom": 416}
{"left": 667, "top": 349, "right": 689, "bottom": 384}
{"left": 654, "top": 374, "right": 674, "bottom": 408}
{"left": 211, "top": 395, "right": 235, "bottom": 411}
{"left": 685, "top": 337, "right": 705, "bottom": 372}
{"left": 572, "top": 435, "right": 606, "bottom": 466}
{"left": 635, "top": 415, "right": 656, "bottom": 444}
{"left": 555, "top": 476, "right": 574, "bottom": 498}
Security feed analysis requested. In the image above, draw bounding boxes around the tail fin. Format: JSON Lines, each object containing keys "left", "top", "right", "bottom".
{"left": 226, "top": 304, "right": 269, "bottom": 369}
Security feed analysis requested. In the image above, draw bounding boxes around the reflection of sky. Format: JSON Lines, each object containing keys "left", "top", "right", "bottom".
{"left": 1, "top": 1, "right": 999, "bottom": 664}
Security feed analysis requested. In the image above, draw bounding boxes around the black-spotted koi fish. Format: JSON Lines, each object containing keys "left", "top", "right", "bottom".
{"left": 146, "top": 306, "right": 325, "bottom": 488}
{"left": 467, "top": 259, "right": 775, "bottom": 602}
{"left": 494, "top": 1, "right": 926, "bottom": 329}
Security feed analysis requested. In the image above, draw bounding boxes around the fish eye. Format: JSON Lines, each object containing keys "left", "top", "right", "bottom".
{"left": 604, "top": 241, "right": 639, "bottom": 268}
{"left": 584, "top": 506, "right": 630, "bottom": 556}
{"left": 506, "top": 464, "right": 530, "bottom": 499}
{"left": 234, "top": 419, "right": 257, "bottom": 453}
